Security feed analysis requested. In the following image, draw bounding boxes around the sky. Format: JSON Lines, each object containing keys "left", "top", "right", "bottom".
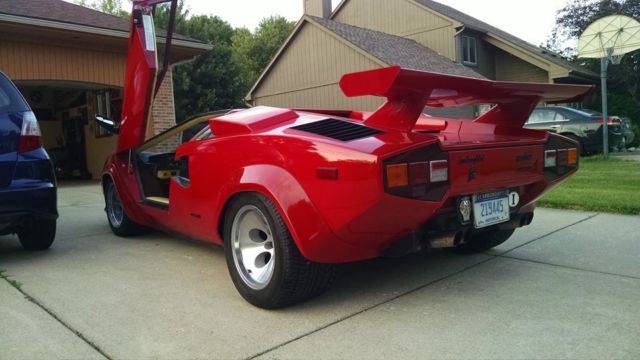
{"left": 181, "top": 0, "right": 569, "bottom": 46}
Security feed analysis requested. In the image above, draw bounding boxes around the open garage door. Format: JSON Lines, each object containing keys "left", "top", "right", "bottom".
{"left": 15, "top": 81, "right": 122, "bottom": 180}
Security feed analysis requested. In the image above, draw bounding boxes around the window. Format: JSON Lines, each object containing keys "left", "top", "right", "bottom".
{"left": 461, "top": 36, "right": 477, "bottom": 65}
{"left": 0, "top": 74, "right": 29, "bottom": 114}
{"left": 554, "top": 111, "right": 569, "bottom": 121}
{"left": 95, "top": 89, "right": 122, "bottom": 138}
{"left": 527, "top": 109, "right": 557, "bottom": 124}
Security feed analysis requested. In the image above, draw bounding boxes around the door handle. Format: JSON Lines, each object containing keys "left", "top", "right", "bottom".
{"left": 549, "top": 125, "right": 561, "bottom": 129}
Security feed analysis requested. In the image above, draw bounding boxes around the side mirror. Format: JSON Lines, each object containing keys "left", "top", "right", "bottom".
{"left": 95, "top": 115, "right": 119, "bottom": 134}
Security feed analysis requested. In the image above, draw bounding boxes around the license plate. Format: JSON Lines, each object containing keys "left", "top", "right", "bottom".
{"left": 472, "top": 190, "right": 510, "bottom": 228}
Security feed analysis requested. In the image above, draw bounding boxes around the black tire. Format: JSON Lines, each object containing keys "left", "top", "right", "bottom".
{"left": 619, "top": 136, "right": 627, "bottom": 150}
{"left": 104, "top": 180, "right": 146, "bottom": 237}
{"left": 451, "top": 228, "right": 515, "bottom": 254}
{"left": 18, "top": 219, "right": 56, "bottom": 251}
{"left": 223, "top": 193, "right": 336, "bottom": 309}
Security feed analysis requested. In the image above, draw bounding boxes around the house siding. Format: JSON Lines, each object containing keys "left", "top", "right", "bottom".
{"left": 494, "top": 48, "right": 550, "bottom": 83}
{"left": 456, "top": 31, "right": 496, "bottom": 79}
{"left": 333, "top": 0, "right": 457, "bottom": 60}
{"left": 252, "top": 23, "right": 384, "bottom": 110}
{"left": 0, "top": 38, "right": 126, "bottom": 87}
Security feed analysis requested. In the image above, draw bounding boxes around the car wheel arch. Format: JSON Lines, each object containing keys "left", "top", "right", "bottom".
{"left": 101, "top": 173, "right": 114, "bottom": 194}
{"left": 214, "top": 165, "right": 325, "bottom": 260}
{"left": 558, "top": 132, "right": 582, "bottom": 145}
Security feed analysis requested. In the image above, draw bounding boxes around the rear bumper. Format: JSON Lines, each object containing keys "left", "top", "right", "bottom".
{"left": 623, "top": 129, "right": 635, "bottom": 146}
{"left": 584, "top": 130, "right": 623, "bottom": 152}
{"left": 0, "top": 180, "right": 57, "bottom": 232}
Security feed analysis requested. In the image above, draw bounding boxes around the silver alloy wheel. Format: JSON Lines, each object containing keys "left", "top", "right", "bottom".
{"left": 231, "top": 205, "right": 276, "bottom": 290}
{"left": 106, "top": 182, "right": 124, "bottom": 228}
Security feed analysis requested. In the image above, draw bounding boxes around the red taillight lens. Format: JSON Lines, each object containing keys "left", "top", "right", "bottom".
{"left": 544, "top": 135, "right": 579, "bottom": 181}
{"left": 18, "top": 112, "right": 43, "bottom": 153}
{"left": 597, "top": 117, "right": 621, "bottom": 125}
{"left": 408, "top": 162, "right": 428, "bottom": 185}
{"left": 383, "top": 145, "right": 449, "bottom": 201}
{"left": 557, "top": 149, "right": 568, "bottom": 166}
{"left": 386, "top": 160, "right": 449, "bottom": 188}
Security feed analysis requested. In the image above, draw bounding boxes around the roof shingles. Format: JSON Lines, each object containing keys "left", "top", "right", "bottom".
{"left": 0, "top": 0, "right": 197, "bottom": 43}
{"left": 309, "top": 15, "right": 485, "bottom": 79}
{"left": 414, "top": 0, "right": 596, "bottom": 78}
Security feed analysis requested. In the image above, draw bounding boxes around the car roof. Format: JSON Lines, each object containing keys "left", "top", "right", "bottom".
{"left": 535, "top": 106, "right": 600, "bottom": 117}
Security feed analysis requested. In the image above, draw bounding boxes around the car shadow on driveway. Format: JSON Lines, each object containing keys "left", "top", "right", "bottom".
{"left": 0, "top": 210, "right": 555, "bottom": 360}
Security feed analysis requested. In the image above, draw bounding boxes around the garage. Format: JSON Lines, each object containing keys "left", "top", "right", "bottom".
{"left": 0, "top": 0, "right": 209, "bottom": 179}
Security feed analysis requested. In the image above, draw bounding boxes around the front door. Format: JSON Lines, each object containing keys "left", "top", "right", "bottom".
{"left": 117, "top": 4, "right": 158, "bottom": 153}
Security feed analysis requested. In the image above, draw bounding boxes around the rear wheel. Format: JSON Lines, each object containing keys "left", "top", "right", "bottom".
{"left": 224, "top": 193, "right": 336, "bottom": 309}
{"left": 18, "top": 219, "right": 56, "bottom": 251}
{"left": 452, "top": 228, "right": 515, "bottom": 254}
{"left": 620, "top": 136, "right": 627, "bottom": 150}
{"left": 105, "top": 180, "right": 146, "bottom": 237}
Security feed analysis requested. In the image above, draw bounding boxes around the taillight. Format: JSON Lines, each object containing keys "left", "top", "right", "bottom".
{"left": 544, "top": 150, "right": 557, "bottom": 168}
{"left": 386, "top": 163, "right": 409, "bottom": 188}
{"left": 18, "top": 112, "right": 43, "bottom": 153}
{"left": 544, "top": 135, "right": 578, "bottom": 180}
{"left": 429, "top": 160, "right": 448, "bottom": 183}
{"left": 383, "top": 145, "right": 448, "bottom": 201}
{"left": 597, "top": 117, "right": 621, "bottom": 125}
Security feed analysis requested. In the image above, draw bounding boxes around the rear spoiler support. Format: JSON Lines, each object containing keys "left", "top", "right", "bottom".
{"left": 339, "top": 66, "right": 595, "bottom": 132}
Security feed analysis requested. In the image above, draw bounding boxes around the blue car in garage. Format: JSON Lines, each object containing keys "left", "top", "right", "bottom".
{"left": 0, "top": 71, "right": 57, "bottom": 250}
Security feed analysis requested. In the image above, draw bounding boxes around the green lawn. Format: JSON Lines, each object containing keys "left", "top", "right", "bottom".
{"left": 539, "top": 156, "right": 640, "bottom": 215}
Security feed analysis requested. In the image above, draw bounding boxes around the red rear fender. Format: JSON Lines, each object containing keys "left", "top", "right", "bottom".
{"left": 217, "top": 165, "right": 378, "bottom": 263}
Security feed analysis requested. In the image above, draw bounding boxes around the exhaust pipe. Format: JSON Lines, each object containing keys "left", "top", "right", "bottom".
{"left": 525, "top": 212, "right": 534, "bottom": 226}
{"left": 429, "top": 230, "right": 466, "bottom": 249}
{"left": 498, "top": 212, "right": 535, "bottom": 230}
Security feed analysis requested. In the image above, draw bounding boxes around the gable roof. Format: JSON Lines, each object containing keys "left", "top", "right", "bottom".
{"left": 0, "top": 0, "right": 208, "bottom": 49}
{"left": 332, "top": 0, "right": 596, "bottom": 79}
{"left": 248, "top": 15, "right": 484, "bottom": 99}
{"left": 310, "top": 16, "right": 484, "bottom": 79}
{"left": 412, "top": 0, "right": 596, "bottom": 78}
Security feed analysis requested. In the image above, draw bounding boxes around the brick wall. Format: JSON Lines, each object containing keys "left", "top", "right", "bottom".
{"left": 145, "top": 67, "right": 181, "bottom": 153}
{"left": 150, "top": 67, "right": 177, "bottom": 136}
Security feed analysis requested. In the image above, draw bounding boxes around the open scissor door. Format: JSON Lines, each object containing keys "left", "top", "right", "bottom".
{"left": 117, "top": 0, "right": 177, "bottom": 152}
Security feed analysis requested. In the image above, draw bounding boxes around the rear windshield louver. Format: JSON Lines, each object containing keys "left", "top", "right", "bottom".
{"left": 291, "top": 119, "right": 382, "bottom": 141}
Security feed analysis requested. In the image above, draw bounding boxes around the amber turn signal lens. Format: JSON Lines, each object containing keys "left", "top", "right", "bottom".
{"left": 386, "top": 163, "right": 409, "bottom": 188}
{"left": 567, "top": 148, "right": 577, "bottom": 165}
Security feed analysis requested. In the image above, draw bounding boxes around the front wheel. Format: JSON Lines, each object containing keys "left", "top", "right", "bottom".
{"left": 104, "top": 180, "right": 146, "bottom": 237}
{"left": 451, "top": 228, "right": 515, "bottom": 254}
{"left": 224, "top": 193, "right": 336, "bottom": 309}
{"left": 18, "top": 219, "right": 56, "bottom": 251}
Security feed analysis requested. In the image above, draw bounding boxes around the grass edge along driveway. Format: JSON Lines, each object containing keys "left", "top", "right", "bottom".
{"left": 539, "top": 156, "right": 640, "bottom": 215}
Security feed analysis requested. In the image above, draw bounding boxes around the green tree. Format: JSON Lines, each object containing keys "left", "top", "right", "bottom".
{"left": 154, "top": 3, "right": 245, "bottom": 120}
{"left": 76, "top": 0, "right": 129, "bottom": 17}
{"left": 232, "top": 16, "right": 296, "bottom": 92}
{"left": 548, "top": 0, "right": 640, "bottom": 144}
{"left": 548, "top": 1, "right": 640, "bottom": 112}
{"left": 76, "top": 1, "right": 295, "bottom": 121}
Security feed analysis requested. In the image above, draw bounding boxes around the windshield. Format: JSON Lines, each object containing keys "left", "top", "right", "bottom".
{"left": 0, "top": 73, "right": 29, "bottom": 114}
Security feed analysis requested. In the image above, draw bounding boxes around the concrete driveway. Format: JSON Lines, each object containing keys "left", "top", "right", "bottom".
{"left": 1, "top": 183, "right": 639, "bottom": 359}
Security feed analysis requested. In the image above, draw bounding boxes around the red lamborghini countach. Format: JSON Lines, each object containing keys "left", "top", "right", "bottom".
{"left": 97, "top": 0, "right": 593, "bottom": 308}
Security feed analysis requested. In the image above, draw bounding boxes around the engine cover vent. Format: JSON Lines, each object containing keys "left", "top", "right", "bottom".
{"left": 291, "top": 119, "right": 382, "bottom": 141}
